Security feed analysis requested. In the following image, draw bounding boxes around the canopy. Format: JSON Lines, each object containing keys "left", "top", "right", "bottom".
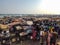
{"left": 7, "top": 22, "right": 20, "bottom": 26}
{"left": 27, "top": 21, "right": 33, "bottom": 25}
{"left": 0, "top": 24, "right": 9, "bottom": 30}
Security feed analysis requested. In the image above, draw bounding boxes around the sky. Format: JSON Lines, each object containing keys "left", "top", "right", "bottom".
{"left": 0, "top": 0, "right": 60, "bottom": 14}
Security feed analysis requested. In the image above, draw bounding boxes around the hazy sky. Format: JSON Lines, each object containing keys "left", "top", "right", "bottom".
{"left": 0, "top": 0, "right": 60, "bottom": 14}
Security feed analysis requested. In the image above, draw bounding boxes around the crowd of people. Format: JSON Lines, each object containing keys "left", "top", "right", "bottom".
{"left": 0, "top": 16, "right": 60, "bottom": 45}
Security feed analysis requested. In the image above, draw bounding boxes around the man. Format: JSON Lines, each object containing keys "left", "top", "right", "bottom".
{"left": 1, "top": 30, "right": 10, "bottom": 45}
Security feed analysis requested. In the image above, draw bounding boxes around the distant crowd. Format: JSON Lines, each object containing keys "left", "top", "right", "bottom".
{"left": 0, "top": 16, "right": 60, "bottom": 45}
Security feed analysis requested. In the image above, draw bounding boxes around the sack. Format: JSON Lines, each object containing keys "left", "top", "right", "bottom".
{"left": 12, "top": 38, "right": 16, "bottom": 42}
